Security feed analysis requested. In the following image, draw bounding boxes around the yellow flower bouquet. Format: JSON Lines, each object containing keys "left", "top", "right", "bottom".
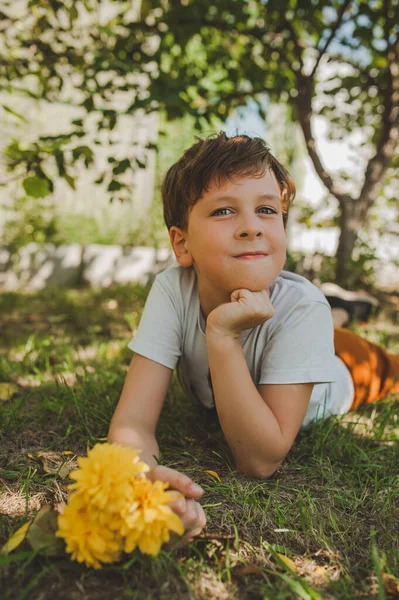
{"left": 55, "top": 443, "right": 184, "bottom": 568}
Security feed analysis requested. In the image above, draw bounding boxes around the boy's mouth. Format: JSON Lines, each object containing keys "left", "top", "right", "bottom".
{"left": 234, "top": 252, "right": 268, "bottom": 259}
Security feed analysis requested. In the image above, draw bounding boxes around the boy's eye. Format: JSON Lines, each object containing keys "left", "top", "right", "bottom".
{"left": 211, "top": 208, "right": 231, "bottom": 216}
{"left": 257, "top": 206, "right": 277, "bottom": 215}
{"left": 210, "top": 206, "right": 277, "bottom": 217}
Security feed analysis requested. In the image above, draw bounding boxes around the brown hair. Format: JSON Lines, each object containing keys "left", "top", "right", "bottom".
{"left": 162, "top": 132, "right": 296, "bottom": 231}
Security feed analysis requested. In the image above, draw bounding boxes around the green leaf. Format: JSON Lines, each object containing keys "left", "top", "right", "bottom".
{"left": 26, "top": 505, "right": 64, "bottom": 557}
{"left": 112, "top": 159, "right": 131, "bottom": 175}
{"left": 268, "top": 544, "right": 322, "bottom": 600}
{"left": 23, "top": 176, "right": 51, "bottom": 198}
{"left": 68, "top": 2, "right": 78, "bottom": 23}
{"left": 0, "top": 551, "right": 37, "bottom": 565}
{"left": 276, "top": 572, "right": 315, "bottom": 600}
{"left": 94, "top": 174, "right": 105, "bottom": 184}
{"left": 63, "top": 173, "right": 76, "bottom": 190}
{"left": 140, "top": 0, "right": 153, "bottom": 20}
{"left": 2, "top": 105, "right": 28, "bottom": 122}
{"left": 107, "top": 180, "right": 123, "bottom": 192}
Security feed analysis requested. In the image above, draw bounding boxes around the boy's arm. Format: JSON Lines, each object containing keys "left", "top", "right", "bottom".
{"left": 206, "top": 287, "right": 314, "bottom": 478}
{"left": 108, "top": 353, "right": 172, "bottom": 468}
{"left": 108, "top": 353, "right": 207, "bottom": 541}
{"left": 207, "top": 333, "right": 313, "bottom": 478}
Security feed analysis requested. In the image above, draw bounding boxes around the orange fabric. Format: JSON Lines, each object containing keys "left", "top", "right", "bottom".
{"left": 334, "top": 327, "right": 399, "bottom": 410}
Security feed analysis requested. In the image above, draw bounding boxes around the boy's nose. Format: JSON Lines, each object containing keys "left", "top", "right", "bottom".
{"left": 237, "top": 230, "right": 262, "bottom": 238}
{"left": 235, "top": 224, "right": 263, "bottom": 239}
{"left": 235, "top": 213, "right": 264, "bottom": 239}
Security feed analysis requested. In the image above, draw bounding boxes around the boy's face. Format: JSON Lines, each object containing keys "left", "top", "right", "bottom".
{"left": 170, "top": 170, "right": 287, "bottom": 311}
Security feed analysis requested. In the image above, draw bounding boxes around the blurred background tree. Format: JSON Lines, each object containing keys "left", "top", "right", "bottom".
{"left": 0, "top": 0, "right": 398, "bottom": 285}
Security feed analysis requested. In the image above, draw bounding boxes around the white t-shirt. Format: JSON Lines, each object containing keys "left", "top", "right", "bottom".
{"left": 128, "top": 266, "right": 354, "bottom": 427}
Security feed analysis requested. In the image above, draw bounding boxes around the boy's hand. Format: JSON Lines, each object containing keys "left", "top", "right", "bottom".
{"left": 148, "top": 466, "right": 206, "bottom": 546}
{"left": 206, "top": 288, "right": 274, "bottom": 339}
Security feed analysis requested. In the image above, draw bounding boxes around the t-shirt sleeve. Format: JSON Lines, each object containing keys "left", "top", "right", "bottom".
{"left": 127, "top": 273, "right": 182, "bottom": 370}
{"left": 259, "top": 300, "right": 336, "bottom": 384}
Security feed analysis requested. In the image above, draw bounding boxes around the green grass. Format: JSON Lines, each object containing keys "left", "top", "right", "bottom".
{"left": 0, "top": 283, "right": 398, "bottom": 599}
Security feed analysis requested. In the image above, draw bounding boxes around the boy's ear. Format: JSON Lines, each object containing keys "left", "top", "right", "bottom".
{"left": 169, "top": 226, "right": 193, "bottom": 267}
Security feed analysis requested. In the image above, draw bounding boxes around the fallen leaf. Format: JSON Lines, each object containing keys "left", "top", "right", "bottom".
{"left": 234, "top": 564, "right": 264, "bottom": 577}
{"left": 30, "top": 451, "right": 75, "bottom": 479}
{"left": 203, "top": 470, "right": 221, "bottom": 482}
{"left": 276, "top": 553, "right": 298, "bottom": 573}
{"left": 61, "top": 451, "right": 73, "bottom": 455}
{"left": 1, "top": 520, "right": 32, "bottom": 555}
{"left": 97, "top": 437, "right": 107, "bottom": 441}
{"left": 26, "top": 505, "right": 64, "bottom": 556}
{"left": 0, "top": 383, "right": 18, "bottom": 401}
{"left": 382, "top": 572, "right": 399, "bottom": 595}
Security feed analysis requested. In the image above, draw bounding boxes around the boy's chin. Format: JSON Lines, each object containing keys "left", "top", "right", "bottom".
{"left": 230, "top": 277, "right": 277, "bottom": 293}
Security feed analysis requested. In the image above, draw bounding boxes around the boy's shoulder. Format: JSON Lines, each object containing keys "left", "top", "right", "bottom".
{"left": 152, "top": 265, "right": 197, "bottom": 309}
{"left": 273, "top": 270, "right": 330, "bottom": 308}
{"left": 154, "top": 264, "right": 195, "bottom": 289}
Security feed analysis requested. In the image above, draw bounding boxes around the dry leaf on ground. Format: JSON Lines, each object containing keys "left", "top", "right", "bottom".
{"left": 0, "top": 382, "right": 18, "bottom": 401}
{"left": 233, "top": 564, "right": 264, "bottom": 577}
{"left": 29, "top": 451, "right": 76, "bottom": 479}
{"left": 383, "top": 572, "right": 399, "bottom": 596}
{"left": 203, "top": 470, "right": 221, "bottom": 482}
{"left": 0, "top": 520, "right": 32, "bottom": 555}
{"left": 277, "top": 553, "right": 297, "bottom": 572}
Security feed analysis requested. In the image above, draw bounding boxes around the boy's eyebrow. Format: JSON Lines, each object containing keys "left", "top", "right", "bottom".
{"left": 204, "top": 194, "right": 281, "bottom": 204}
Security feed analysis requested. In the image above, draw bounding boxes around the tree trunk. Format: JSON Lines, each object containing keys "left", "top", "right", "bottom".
{"left": 335, "top": 198, "right": 366, "bottom": 285}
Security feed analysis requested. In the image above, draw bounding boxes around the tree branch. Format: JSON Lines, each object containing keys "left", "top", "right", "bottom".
{"left": 295, "top": 72, "right": 352, "bottom": 207}
{"left": 281, "top": 17, "right": 304, "bottom": 71}
{"left": 356, "top": 40, "right": 399, "bottom": 216}
{"left": 310, "top": 0, "right": 352, "bottom": 77}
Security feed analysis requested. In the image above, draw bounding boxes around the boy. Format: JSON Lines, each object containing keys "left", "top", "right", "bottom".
{"left": 108, "top": 133, "right": 399, "bottom": 543}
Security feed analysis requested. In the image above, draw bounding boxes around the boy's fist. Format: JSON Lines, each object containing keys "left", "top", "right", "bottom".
{"left": 148, "top": 465, "right": 206, "bottom": 547}
{"left": 206, "top": 288, "right": 274, "bottom": 339}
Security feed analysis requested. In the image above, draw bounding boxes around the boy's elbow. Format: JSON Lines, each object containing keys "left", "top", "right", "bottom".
{"left": 235, "top": 459, "right": 283, "bottom": 479}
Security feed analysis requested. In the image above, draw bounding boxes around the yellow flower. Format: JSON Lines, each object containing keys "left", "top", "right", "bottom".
{"left": 68, "top": 443, "right": 148, "bottom": 513}
{"left": 56, "top": 443, "right": 185, "bottom": 567}
{"left": 120, "top": 479, "right": 184, "bottom": 556}
{"left": 56, "top": 494, "right": 123, "bottom": 569}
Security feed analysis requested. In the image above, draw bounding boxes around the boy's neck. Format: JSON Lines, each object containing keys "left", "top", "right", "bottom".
{"left": 197, "top": 277, "right": 278, "bottom": 323}
{"left": 198, "top": 286, "right": 230, "bottom": 322}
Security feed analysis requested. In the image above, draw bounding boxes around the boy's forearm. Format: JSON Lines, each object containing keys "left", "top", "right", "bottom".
{"left": 206, "top": 334, "right": 287, "bottom": 477}
{"left": 107, "top": 426, "right": 160, "bottom": 469}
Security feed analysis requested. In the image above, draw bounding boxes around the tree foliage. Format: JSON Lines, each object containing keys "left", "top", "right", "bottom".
{"left": 154, "top": 0, "right": 399, "bottom": 282}
{"left": 0, "top": 0, "right": 158, "bottom": 202}
{"left": 1, "top": 0, "right": 398, "bottom": 282}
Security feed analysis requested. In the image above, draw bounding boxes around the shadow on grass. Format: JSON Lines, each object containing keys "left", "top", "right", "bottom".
{"left": 1, "top": 379, "right": 398, "bottom": 599}
{"left": 0, "top": 283, "right": 398, "bottom": 599}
